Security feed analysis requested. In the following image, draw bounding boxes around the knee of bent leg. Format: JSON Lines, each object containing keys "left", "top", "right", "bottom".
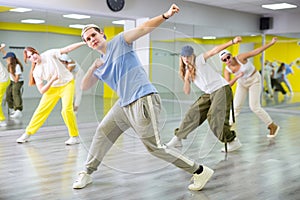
{"left": 61, "top": 106, "right": 73, "bottom": 116}
{"left": 249, "top": 104, "right": 261, "bottom": 114}
{"left": 143, "top": 142, "right": 165, "bottom": 156}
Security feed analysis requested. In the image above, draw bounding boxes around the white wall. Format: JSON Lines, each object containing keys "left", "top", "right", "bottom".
{"left": 265, "top": 12, "right": 300, "bottom": 35}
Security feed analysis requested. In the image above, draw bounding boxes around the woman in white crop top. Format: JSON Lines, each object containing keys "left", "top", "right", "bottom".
{"left": 219, "top": 37, "right": 280, "bottom": 138}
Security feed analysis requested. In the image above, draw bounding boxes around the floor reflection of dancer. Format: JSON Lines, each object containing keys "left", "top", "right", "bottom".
{"left": 220, "top": 37, "right": 280, "bottom": 138}
{"left": 16, "top": 42, "right": 85, "bottom": 145}
{"left": 59, "top": 54, "right": 84, "bottom": 114}
{"left": 73, "top": 4, "right": 214, "bottom": 191}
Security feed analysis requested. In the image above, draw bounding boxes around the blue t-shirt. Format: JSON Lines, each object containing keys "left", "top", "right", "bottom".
{"left": 284, "top": 63, "right": 293, "bottom": 75}
{"left": 93, "top": 33, "right": 157, "bottom": 107}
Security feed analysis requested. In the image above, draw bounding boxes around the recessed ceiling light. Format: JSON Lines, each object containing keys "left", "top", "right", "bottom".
{"left": 69, "top": 24, "right": 86, "bottom": 29}
{"left": 202, "top": 36, "right": 216, "bottom": 40}
{"left": 112, "top": 20, "right": 125, "bottom": 25}
{"left": 9, "top": 7, "right": 32, "bottom": 12}
{"left": 21, "top": 19, "right": 45, "bottom": 24}
{"left": 63, "top": 14, "right": 91, "bottom": 19}
{"left": 262, "top": 3, "right": 297, "bottom": 10}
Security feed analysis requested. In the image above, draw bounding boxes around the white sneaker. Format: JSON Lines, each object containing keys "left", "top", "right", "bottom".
{"left": 0, "top": 121, "right": 7, "bottom": 127}
{"left": 188, "top": 166, "right": 214, "bottom": 191}
{"left": 221, "top": 137, "right": 242, "bottom": 152}
{"left": 230, "top": 122, "right": 236, "bottom": 131}
{"left": 73, "top": 171, "right": 92, "bottom": 189}
{"left": 9, "top": 108, "right": 15, "bottom": 115}
{"left": 166, "top": 136, "right": 182, "bottom": 148}
{"left": 65, "top": 136, "right": 80, "bottom": 145}
{"left": 16, "top": 133, "right": 30, "bottom": 143}
{"left": 10, "top": 110, "right": 22, "bottom": 118}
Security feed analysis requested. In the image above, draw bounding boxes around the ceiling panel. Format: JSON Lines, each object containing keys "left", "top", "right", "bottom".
{"left": 0, "top": 6, "right": 123, "bottom": 29}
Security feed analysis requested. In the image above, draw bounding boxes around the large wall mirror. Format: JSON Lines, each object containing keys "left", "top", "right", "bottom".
{"left": 0, "top": 5, "right": 125, "bottom": 130}
{"left": 151, "top": 23, "right": 300, "bottom": 120}
{"left": 1, "top": 5, "right": 299, "bottom": 132}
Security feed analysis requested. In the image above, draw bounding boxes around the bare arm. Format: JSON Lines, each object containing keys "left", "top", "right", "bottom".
{"left": 0, "top": 43, "right": 7, "bottom": 55}
{"left": 238, "top": 37, "right": 277, "bottom": 62}
{"left": 203, "top": 36, "right": 242, "bottom": 61}
{"left": 10, "top": 73, "right": 20, "bottom": 83}
{"left": 224, "top": 69, "right": 244, "bottom": 86}
{"left": 123, "top": 4, "right": 179, "bottom": 44}
{"left": 36, "top": 74, "right": 58, "bottom": 94}
{"left": 60, "top": 41, "right": 86, "bottom": 54}
{"left": 183, "top": 69, "right": 191, "bottom": 94}
{"left": 81, "top": 58, "right": 103, "bottom": 90}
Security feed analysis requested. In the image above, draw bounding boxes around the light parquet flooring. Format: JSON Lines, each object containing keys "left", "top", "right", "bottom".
{"left": 0, "top": 99, "right": 300, "bottom": 200}
{"left": 0, "top": 94, "right": 300, "bottom": 200}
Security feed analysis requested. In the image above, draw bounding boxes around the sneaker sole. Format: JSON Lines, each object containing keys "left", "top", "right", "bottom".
{"left": 267, "top": 126, "right": 280, "bottom": 138}
{"left": 65, "top": 142, "right": 80, "bottom": 145}
{"left": 73, "top": 179, "right": 92, "bottom": 189}
{"left": 16, "top": 140, "right": 29, "bottom": 143}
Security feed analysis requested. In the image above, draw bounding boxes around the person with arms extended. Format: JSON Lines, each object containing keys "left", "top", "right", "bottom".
{"left": 0, "top": 44, "right": 24, "bottom": 119}
{"left": 16, "top": 41, "right": 85, "bottom": 145}
{"left": 220, "top": 37, "right": 280, "bottom": 138}
{"left": 166, "top": 37, "right": 242, "bottom": 153}
{"left": 73, "top": 4, "right": 213, "bottom": 191}
{"left": 276, "top": 62, "right": 293, "bottom": 97}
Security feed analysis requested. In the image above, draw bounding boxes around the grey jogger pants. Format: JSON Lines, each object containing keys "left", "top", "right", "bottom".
{"left": 85, "top": 93, "right": 199, "bottom": 174}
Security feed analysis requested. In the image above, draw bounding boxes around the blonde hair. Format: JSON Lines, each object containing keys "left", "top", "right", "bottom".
{"left": 179, "top": 54, "right": 196, "bottom": 81}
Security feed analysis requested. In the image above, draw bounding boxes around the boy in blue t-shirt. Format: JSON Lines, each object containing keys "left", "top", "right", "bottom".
{"left": 73, "top": 4, "right": 214, "bottom": 191}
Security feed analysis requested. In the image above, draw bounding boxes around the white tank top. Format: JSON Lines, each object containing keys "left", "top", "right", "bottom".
{"left": 226, "top": 57, "right": 256, "bottom": 78}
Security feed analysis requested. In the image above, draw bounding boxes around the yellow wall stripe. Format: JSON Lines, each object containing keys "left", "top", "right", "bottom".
{"left": 0, "top": 22, "right": 81, "bottom": 36}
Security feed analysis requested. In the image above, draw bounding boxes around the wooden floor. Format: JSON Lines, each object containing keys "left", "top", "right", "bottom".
{"left": 0, "top": 97, "right": 300, "bottom": 200}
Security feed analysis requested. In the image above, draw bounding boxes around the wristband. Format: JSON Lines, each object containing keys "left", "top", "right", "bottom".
{"left": 232, "top": 39, "right": 235, "bottom": 44}
{"left": 162, "top": 14, "right": 169, "bottom": 20}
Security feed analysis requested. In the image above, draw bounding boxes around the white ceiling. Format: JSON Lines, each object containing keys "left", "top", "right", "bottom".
{"left": 1, "top": 0, "right": 300, "bottom": 28}
{"left": 184, "top": 0, "right": 300, "bottom": 15}
{"left": 0, "top": 0, "right": 299, "bottom": 35}
{"left": 0, "top": 6, "right": 124, "bottom": 28}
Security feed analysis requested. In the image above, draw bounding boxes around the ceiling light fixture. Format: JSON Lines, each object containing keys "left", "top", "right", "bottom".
{"left": 262, "top": 3, "right": 297, "bottom": 10}
{"left": 9, "top": 7, "right": 32, "bottom": 12}
{"left": 202, "top": 36, "right": 216, "bottom": 40}
{"left": 69, "top": 24, "right": 86, "bottom": 29}
{"left": 63, "top": 14, "right": 91, "bottom": 19}
{"left": 21, "top": 19, "right": 45, "bottom": 24}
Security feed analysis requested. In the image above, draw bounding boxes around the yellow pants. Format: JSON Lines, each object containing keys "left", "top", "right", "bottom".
{"left": 26, "top": 80, "right": 79, "bottom": 137}
{"left": 0, "top": 79, "right": 10, "bottom": 121}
